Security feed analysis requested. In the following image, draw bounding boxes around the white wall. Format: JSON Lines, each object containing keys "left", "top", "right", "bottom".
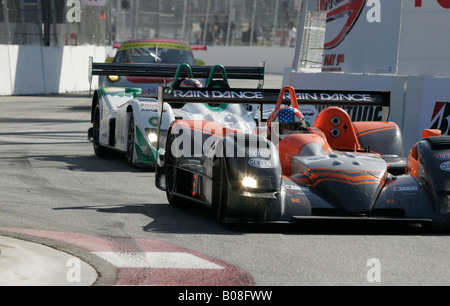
{"left": 0, "top": 45, "right": 291, "bottom": 96}
{"left": 194, "top": 46, "right": 295, "bottom": 74}
{"left": 397, "top": 2, "right": 450, "bottom": 77}
{"left": 0, "top": 45, "right": 112, "bottom": 95}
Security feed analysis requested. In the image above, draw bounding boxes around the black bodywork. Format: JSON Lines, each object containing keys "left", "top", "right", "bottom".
{"left": 154, "top": 86, "right": 450, "bottom": 227}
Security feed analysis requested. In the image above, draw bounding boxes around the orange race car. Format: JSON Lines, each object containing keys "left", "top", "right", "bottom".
{"left": 154, "top": 85, "right": 450, "bottom": 227}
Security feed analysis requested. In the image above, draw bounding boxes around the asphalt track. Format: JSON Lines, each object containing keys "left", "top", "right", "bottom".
{"left": 2, "top": 75, "right": 450, "bottom": 287}
{"left": 0, "top": 74, "right": 282, "bottom": 286}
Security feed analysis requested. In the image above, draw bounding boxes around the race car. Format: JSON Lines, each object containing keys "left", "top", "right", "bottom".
{"left": 97, "top": 39, "right": 207, "bottom": 96}
{"left": 87, "top": 62, "right": 265, "bottom": 167}
{"left": 154, "top": 85, "right": 450, "bottom": 227}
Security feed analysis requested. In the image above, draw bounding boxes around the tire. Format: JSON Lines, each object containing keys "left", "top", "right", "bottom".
{"left": 126, "top": 112, "right": 135, "bottom": 165}
{"left": 92, "top": 106, "right": 111, "bottom": 157}
{"left": 165, "top": 131, "right": 186, "bottom": 208}
{"left": 216, "top": 158, "right": 229, "bottom": 223}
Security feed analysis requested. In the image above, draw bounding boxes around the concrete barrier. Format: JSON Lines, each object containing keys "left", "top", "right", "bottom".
{"left": 194, "top": 46, "right": 295, "bottom": 75}
{"left": 0, "top": 45, "right": 112, "bottom": 96}
{"left": 0, "top": 45, "right": 292, "bottom": 96}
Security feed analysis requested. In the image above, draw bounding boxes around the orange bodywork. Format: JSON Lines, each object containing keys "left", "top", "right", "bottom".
{"left": 406, "top": 145, "right": 420, "bottom": 177}
{"left": 422, "top": 129, "right": 441, "bottom": 138}
{"left": 293, "top": 168, "right": 387, "bottom": 189}
{"left": 353, "top": 121, "right": 400, "bottom": 138}
{"left": 277, "top": 131, "right": 331, "bottom": 176}
{"left": 313, "top": 106, "right": 362, "bottom": 151}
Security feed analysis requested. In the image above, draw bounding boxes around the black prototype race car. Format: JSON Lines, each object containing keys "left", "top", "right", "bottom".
{"left": 153, "top": 85, "right": 450, "bottom": 227}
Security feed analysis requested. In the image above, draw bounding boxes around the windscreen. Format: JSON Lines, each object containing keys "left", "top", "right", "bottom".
{"left": 114, "top": 42, "right": 195, "bottom": 65}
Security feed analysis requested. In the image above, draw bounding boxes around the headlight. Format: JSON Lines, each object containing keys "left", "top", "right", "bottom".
{"left": 242, "top": 177, "right": 257, "bottom": 189}
{"left": 107, "top": 75, "right": 120, "bottom": 82}
{"left": 148, "top": 132, "right": 158, "bottom": 144}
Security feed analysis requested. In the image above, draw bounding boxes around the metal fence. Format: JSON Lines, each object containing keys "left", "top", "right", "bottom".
{"left": 0, "top": 0, "right": 302, "bottom": 47}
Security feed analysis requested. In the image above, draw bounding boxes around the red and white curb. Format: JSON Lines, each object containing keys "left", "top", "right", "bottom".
{"left": 93, "top": 251, "right": 224, "bottom": 269}
{"left": 0, "top": 227, "right": 253, "bottom": 286}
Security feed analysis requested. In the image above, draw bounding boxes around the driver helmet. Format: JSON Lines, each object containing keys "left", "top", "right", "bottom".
{"left": 271, "top": 107, "right": 306, "bottom": 138}
{"left": 180, "top": 78, "right": 203, "bottom": 88}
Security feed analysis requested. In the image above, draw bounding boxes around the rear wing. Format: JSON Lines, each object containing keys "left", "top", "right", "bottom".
{"left": 111, "top": 42, "right": 207, "bottom": 51}
{"left": 155, "top": 85, "right": 390, "bottom": 155}
{"left": 88, "top": 56, "right": 265, "bottom": 91}
{"left": 157, "top": 85, "right": 390, "bottom": 122}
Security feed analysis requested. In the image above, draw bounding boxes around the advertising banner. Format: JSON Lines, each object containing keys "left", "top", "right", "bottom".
{"left": 81, "top": 0, "right": 107, "bottom": 6}
{"left": 397, "top": 0, "right": 450, "bottom": 77}
{"left": 317, "top": 0, "right": 402, "bottom": 74}
{"left": 421, "top": 77, "right": 450, "bottom": 136}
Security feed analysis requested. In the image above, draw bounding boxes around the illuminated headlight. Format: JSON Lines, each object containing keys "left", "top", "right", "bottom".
{"left": 107, "top": 75, "right": 120, "bottom": 82}
{"left": 242, "top": 177, "right": 257, "bottom": 189}
{"left": 148, "top": 132, "right": 158, "bottom": 144}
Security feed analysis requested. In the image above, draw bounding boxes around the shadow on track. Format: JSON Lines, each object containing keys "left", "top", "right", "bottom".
{"left": 53, "top": 201, "right": 450, "bottom": 237}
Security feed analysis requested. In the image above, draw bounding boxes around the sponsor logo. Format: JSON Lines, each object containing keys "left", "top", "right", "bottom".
{"left": 437, "top": 153, "right": 450, "bottom": 160}
{"left": 318, "top": 0, "right": 367, "bottom": 49}
{"left": 283, "top": 92, "right": 375, "bottom": 102}
{"left": 393, "top": 186, "right": 418, "bottom": 192}
{"left": 316, "top": 105, "right": 383, "bottom": 121}
{"left": 173, "top": 90, "right": 263, "bottom": 99}
{"left": 149, "top": 117, "right": 158, "bottom": 127}
{"left": 415, "top": 0, "right": 450, "bottom": 9}
{"left": 247, "top": 149, "right": 271, "bottom": 159}
{"left": 248, "top": 158, "right": 272, "bottom": 169}
{"left": 393, "top": 186, "right": 419, "bottom": 197}
{"left": 440, "top": 161, "right": 450, "bottom": 171}
{"left": 430, "top": 102, "right": 450, "bottom": 135}
{"left": 322, "top": 54, "right": 345, "bottom": 72}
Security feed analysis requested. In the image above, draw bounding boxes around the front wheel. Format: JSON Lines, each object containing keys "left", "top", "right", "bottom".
{"left": 126, "top": 112, "right": 135, "bottom": 165}
{"left": 216, "top": 158, "right": 229, "bottom": 223}
{"left": 165, "top": 131, "right": 186, "bottom": 208}
{"left": 93, "top": 106, "right": 111, "bottom": 157}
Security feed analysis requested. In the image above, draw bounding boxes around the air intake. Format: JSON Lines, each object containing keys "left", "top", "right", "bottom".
{"left": 425, "top": 136, "right": 450, "bottom": 150}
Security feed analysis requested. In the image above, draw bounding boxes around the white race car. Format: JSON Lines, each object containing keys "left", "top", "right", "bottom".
{"left": 87, "top": 62, "right": 265, "bottom": 168}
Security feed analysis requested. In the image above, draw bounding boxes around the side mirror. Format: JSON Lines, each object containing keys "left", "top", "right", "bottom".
{"left": 422, "top": 129, "right": 441, "bottom": 138}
